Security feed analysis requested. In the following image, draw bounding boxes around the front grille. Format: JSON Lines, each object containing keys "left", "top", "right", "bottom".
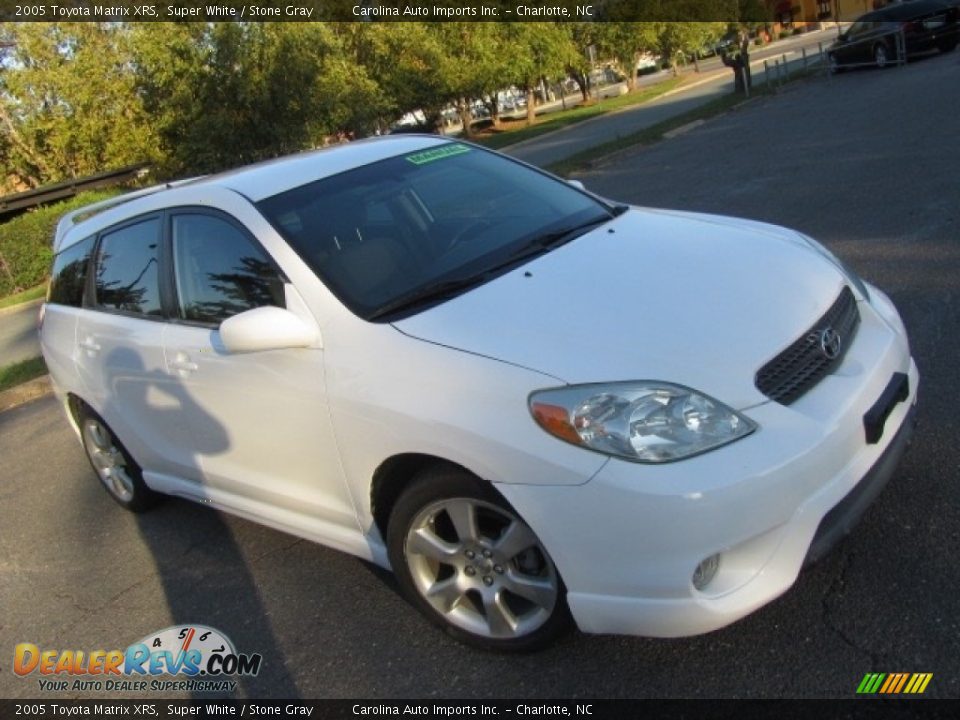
{"left": 755, "top": 286, "right": 860, "bottom": 405}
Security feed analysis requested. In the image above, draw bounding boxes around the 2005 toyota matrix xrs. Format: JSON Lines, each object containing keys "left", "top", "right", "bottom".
{"left": 40, "top": 136, "right": 917, "bottom": 650}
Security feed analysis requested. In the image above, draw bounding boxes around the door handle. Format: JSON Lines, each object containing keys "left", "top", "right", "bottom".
{"left": 170, "top": 352, "right": 198, "bottom": 375}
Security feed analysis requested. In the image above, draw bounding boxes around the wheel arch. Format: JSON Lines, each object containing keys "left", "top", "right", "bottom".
{"left": 65, "top": 392, "right": 88, "bottom": 432}
{"left": 370, "top": 453, "right": 487, "bottom": 540}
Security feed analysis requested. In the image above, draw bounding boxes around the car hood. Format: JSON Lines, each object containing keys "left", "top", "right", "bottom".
{"left": 393, "top": 207, "right": 847, "bottom": 409}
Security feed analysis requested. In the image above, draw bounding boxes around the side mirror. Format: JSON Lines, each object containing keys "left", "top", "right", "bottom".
{"left": 219, "top": 306, "right": 318, "bottom": 353}
{"left": 567, "top": 179, "right": 586, "bottom": 191}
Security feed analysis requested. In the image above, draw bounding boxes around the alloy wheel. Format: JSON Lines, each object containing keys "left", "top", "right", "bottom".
{"left": 82, "top": 417, "right": 135, "bottom": 502}
{"left": 403, "top": 497, "right": 558, "bottom": 640}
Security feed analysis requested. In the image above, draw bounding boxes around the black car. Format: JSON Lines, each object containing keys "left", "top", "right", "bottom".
{"left": 828, "top": 0, "right": 959, "bottom": 71}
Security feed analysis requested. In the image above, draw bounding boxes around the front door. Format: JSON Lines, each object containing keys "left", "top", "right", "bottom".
{"left": 160, "top": 210, "right": 359, "bottom": 533}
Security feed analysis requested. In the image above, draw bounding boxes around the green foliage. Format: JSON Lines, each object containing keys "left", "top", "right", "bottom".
{"left": 0, "top": 20, "right": 755, "bottom": 183}
{"left": 0, "top": 356, "right": 47, "bottom": 393}
{"left": 0, "top": 190, "right": 118, "bottom": 298}
{"left": 0, "top": 23, "right": 160, "bottom": 190}
{"left": 132, "top": 23, "right": 387, "bottom": 176}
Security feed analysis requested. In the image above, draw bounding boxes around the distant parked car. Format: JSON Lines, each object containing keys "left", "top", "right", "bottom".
{"left": 828, "top": 0, "right": 959, "bottom": 71}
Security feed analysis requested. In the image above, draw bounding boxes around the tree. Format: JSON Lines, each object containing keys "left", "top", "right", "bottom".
{"left": 132, "top": 23, "right": 385, "bottom": 177}
{"left": 504, "top": 24, "right": 578, "bottom": 125}
{"left": 595, "top": 23, "right": 658, "bottom": 91}
{"left": 652, "top": 22, "right": 727, "bottom": 76}
{"left": 0, "top": 23, "right": 158, "bottom": 188}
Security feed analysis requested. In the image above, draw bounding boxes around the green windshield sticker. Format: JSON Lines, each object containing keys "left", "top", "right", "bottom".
{"left": 405, "top": 144, "right": 471, "bottom": 166}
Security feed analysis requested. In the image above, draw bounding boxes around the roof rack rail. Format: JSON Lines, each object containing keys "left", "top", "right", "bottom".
{"left": 52, "top": 177, "right": 203, "bottom": 252}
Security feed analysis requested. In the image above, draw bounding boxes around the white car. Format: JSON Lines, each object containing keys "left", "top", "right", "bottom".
{"left": 40, "top": 136, "right": 918, "bottom": 651}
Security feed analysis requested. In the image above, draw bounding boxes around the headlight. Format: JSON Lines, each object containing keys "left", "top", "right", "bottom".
{"left": 529, "top": 382, "right": 757, "bottom": 463}
{"left": 797, "top": 232, "right": 870, "bottom": 301}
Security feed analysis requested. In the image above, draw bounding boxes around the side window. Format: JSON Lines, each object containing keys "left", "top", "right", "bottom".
{"left": 172, "top": 214, "right": 285, "bottom": 325}
{"left": 48, "top": 236, "right": 95, "bottom": 307}
{"left": 95, "top": 218, "right": 163, "bottom": 316}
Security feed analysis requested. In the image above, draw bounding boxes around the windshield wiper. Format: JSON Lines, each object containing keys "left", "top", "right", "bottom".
{"left": 367, "top": 276, "right": 490, "bottom": 321}
{"left": 368, "top": 216, "right": 610, "bottom": 321}
{"left": 496, "top": 216, "right": 610, "bottom": 266}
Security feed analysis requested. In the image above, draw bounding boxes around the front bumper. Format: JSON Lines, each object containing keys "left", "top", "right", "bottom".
{"left": 804, "top": 393, "right": 916, "bottom": 567}
{"left": 498, "top": 288, "right": 918, "bottom": 637}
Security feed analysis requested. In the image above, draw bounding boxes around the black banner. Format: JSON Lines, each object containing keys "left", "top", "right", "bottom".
{"left": 1, "top": 700, "right": 959, "bottom": 720}
{"left": 0, "top": 0, "right": 867, "bottom": 23}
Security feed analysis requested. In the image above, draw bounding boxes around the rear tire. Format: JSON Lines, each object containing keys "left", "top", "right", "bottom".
{"left": 387, "top": 465, "right": 571, "bottom": 652}
{"left": 78, "top": 406, "right": 160, "bottom": 513}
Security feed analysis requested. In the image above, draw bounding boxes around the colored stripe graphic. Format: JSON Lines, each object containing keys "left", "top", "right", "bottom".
{"left": 857, "top": 672, "right": 932, "bottom": 694}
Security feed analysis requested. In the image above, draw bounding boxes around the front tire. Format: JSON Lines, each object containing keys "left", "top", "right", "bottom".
{"left": 387, "top": 465, "right": 571, "bottom": 651}
{"left": 78, "top": 407, "right": 160, "bottom": 512}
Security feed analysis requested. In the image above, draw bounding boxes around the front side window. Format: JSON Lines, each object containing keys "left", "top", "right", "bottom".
{"left": 257, "top": 142, "right": 613, "bottom": 320}
{"left": 172, "top": 213, "right": 285, "bottom": 325}
{"left": 48, "top": 236, "right": 95, "bottom": 307}
{"left": 95, "top": 218, "right": 163, "bottom": 316}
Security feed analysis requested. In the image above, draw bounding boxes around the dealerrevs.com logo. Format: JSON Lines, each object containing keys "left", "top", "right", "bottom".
{"left": 14, "top": 625, "right": 262, "bottom": 693}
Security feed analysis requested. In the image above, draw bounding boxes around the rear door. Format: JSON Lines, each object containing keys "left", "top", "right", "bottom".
{"left": 73, "top": 215, "right": 193, "bottom": 479}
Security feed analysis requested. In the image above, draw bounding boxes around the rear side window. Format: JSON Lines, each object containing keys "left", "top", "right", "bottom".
{"left": 172, "top": 213, "right": 285, "bottom": 325}
{"left": 48, "top": 236, "right": 94, "bottom": 307}
{"left": 94, "top": 217, "right": 163, "bottom": 317}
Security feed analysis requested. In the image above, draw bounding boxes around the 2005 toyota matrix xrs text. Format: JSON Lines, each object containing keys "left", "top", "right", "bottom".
{"left": 40, "top": 136, "right": 918, "bottom": 650}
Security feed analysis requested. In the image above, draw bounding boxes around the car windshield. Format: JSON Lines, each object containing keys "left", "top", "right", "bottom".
{"left": 256, "top": 142, "right": 613, "bottom": 320}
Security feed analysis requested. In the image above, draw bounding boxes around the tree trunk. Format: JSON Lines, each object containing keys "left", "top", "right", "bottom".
{"left": 626, "top": 53, "right": 638, "bottom": 91}
{"left": 568, "top": 68, "right": 589, "bottom": 102}
{"left": 525, "top": 88, "right": 536, "bottom": 125}
{"left": 456, "top": 99, "right": 474, "bottom": 138}
{"left": 483, "top": 95, "right": 501, "bottom": 129}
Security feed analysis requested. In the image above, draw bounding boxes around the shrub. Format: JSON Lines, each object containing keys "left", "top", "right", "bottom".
{"left": 0, "top": 190, "right": 120, "bottom": 298}
{"left": 793, "top": 27, "right": 805, "bottom": 35}
{"left": 754, "top": 37, "right": 766, "bottom": 46}
{"left": 779, "top": 31, "right": 791, "bottom": 40}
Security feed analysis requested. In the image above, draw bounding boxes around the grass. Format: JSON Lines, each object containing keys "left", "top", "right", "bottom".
{"left": 469, "top": 76, "right": 685, "bottom": 150}
{"left": 0, "top": 356, "right": 47, "bottom": 393}
{"left": 0, "top": 284, "right": 45, "bottom": 311}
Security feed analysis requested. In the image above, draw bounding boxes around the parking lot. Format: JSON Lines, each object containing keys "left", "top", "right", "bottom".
{"left": 2, "top": 49, "right": 959, "bottom": 700}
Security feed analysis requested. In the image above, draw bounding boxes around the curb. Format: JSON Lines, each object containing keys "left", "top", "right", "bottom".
{"left": 0, "top": 297, "right": 43, "bottom": 318}
{"left": 0, "top": 374, "right": 53, "bottom": 413}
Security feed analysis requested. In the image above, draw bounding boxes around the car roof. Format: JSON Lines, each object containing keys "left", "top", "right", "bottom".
{"left": 55, "top": 134, "right": 449, "bottom": 252}
{"left": 198, "top": 134, "right": 447, "bottom": 202}
{"left": 872, "top": 0, "right": 949, "bottom": 20}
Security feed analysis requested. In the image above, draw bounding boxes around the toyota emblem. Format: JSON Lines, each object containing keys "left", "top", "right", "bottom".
{"left": 819, "top": 327, "right": 842, "bottom": 360}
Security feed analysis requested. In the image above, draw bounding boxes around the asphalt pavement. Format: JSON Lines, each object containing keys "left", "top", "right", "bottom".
{"left": 2, "top": 48, "right": 959, "bottom": 700}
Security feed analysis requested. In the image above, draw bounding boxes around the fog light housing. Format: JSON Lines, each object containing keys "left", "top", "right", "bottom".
{"left": 693, "top": 554, "right": 720, "bottom": 591}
